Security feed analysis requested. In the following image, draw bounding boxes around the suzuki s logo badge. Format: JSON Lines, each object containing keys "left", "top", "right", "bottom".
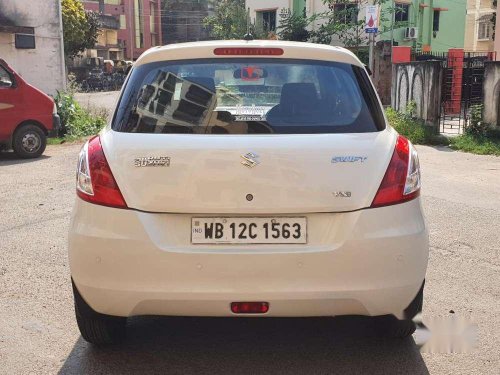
{"left": 241, "top": 152, "right": 259, "bottom": 168}
{"left": 134, "top": 156, "right": 171, "bottom": 167}
{"left": 331, "top": 156, "right": 367, "bottom": 163}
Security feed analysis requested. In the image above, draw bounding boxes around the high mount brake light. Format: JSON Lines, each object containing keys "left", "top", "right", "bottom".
{"left": 213, "top": 47, "right": 284, "bottom": 56}
{"left": 371, "top": 135, "right": 421, "bottom": 208}
{"left": 76, "top": 136, "right": 127, "bottom": 209}
{"left": 231, "top": 302, "right": 269, "bottom": 314}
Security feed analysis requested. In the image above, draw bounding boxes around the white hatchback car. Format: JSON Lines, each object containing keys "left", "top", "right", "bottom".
{"left": 69, "top": 40, "right": 428, "bottom": 345}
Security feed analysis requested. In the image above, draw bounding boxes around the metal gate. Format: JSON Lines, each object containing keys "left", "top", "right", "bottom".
{"left": 440, "top": 53, "right": 492, "bottom": 134}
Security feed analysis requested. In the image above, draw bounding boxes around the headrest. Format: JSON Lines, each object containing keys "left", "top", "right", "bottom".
{"left": 279, "top": 83, "right": 319, "bottom": 113}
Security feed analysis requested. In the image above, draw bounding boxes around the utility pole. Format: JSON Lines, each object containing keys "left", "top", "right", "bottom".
{"left": 369, "top": 33, "right": 374, "bottom": 72}
{"left": 390, "top": 0, "right": 394, "bottom": 46}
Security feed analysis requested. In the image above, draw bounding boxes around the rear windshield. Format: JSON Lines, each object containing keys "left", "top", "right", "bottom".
{"left": 112, "top": 59, "right": 385, "bottom": 134}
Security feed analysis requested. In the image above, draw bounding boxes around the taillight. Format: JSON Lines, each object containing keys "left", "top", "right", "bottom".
{"left": 371, "top": 135, "right": 421, "bottom": 208}
{"left": 76, "top": 136, "right": 127, "bottom": 209}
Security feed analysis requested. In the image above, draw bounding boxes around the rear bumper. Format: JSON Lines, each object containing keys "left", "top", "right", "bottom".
{"left": 48, "top": 114, "right": 60, "bottom": 137}
{"left": 69, "top": 199, "right": 429, "bottom": 318}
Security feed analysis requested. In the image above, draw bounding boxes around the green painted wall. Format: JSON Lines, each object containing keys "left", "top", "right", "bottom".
{"left": 379, "top": 0, "right": 466, "bottom": 52}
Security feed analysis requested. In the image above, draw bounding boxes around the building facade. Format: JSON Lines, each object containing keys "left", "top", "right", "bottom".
{"left": 378, "top": 0, "right": 467, "bottom": 53}
{"left": 246, "top": 0, "right": 368, "bottom": 47}
{"left": 161, "top": 0, "right": 214, "bottom": 45}
{"left": 246, "top": 1, "right": 470, "bottom": 53}
{"left": 495, "top": 1, "right": 500, "bottom": 58}
{"left": 0, "top": 0, "right": 66, "bottom": 95}
{"left": 82, "top": 0, "right": 163, "bottom": 60}
{"left": 464, "top": 0, "right": 496, "bottom": 52}
{"left": 247, "top": 0, "right": 331, "bottom": 33}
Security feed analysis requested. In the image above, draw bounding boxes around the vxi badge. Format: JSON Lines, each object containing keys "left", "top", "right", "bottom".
{"left": 331, "top": 156, "right": 367, "bottom": 163}
{"left": 134, "top": 156, "right": 171, "bottom": 167}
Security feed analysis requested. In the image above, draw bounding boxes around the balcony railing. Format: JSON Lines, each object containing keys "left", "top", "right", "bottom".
{"left": 99, "top": 14, "right": 120, "bottom": 30}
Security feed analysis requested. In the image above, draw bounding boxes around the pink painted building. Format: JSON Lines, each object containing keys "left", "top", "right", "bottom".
{"left": 82, "top": 0, "right": 162, "bottom": 60}
{"left": 496, "top": 1, "right": 500, "bottom": 60}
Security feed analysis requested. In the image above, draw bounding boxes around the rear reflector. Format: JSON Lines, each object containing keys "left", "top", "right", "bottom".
{"left": 231, "top": 302, "right": 269, "bottom": 314}
{"left": 214, "top": 47, "right": 284, "bottom": 56}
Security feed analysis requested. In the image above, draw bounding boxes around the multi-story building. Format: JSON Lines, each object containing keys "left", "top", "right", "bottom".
{"left": 495, "top": 1, "right": 500, "bottom": 58}
{"left": 0, "top": 0, "right": 65, "bottom": 95}
{"left": 82, "top": 0, "right": 163, "bottom": 60}
{"left": 464, "top": 0, "right": 496, "bottom": 52}
{"left": 161, "top": 0, "right": 214, "bottom": 45}
{"left": 246, "top": 1, "right": 470, "bottom": 53}
{"left": 378, "top": 0, "right": 467, "bottom": 53}
{"left": 247, "top": 1, "right": 335, "bottom": 36}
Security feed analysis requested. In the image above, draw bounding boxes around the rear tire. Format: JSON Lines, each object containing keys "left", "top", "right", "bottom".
{"left": 12, "top": 124, "right": 46, "bottom": 158}
{"left": 373, "top": 315, "right": 417, "bottom": 338}
{"left": 372, "top": 281, "right": 424, "bottom": 339}
{"left": 72, "top": 280, "right": 127, "bottom": 345}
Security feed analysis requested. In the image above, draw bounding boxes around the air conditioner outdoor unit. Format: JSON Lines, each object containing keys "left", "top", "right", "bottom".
{"left": 404, "top": 27, "right": 418, "bottom": 40}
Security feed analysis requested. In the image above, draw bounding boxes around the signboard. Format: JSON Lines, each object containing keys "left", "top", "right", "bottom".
{"left": 365, "top": 5, "right": 379, "bottom": 33}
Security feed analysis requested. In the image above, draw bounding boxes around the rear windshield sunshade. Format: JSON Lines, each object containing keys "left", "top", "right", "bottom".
{"left": 112, "top": 58, "right": 385, "bottom": 134}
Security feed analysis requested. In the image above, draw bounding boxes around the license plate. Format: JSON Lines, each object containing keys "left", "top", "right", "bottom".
{"left": 191, "top": 217, "right": 307, "bottom": 244}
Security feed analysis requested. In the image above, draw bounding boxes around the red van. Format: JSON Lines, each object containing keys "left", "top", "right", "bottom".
{"left": 0, "top": 59, "right": 60, "bottom": 158}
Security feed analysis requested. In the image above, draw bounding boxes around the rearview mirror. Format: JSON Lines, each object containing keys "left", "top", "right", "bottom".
{"left": 233, "top": 67, "right": 268, "bottom": 80}
{"left": 0, "top": 79, "right": 12, "bottom": 88}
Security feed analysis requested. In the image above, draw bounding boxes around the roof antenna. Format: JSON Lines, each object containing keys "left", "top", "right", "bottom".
{"left": 243, "top": 7, "right": 254, "bottom": 41}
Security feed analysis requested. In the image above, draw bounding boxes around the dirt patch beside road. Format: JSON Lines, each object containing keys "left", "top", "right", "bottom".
{"left": 0, "top": 144, "right": 499, "bottom": 374}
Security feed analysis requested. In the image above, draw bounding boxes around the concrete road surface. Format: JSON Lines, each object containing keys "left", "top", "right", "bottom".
{"left": 0, "top": 142, "right": 499, "bottom": 374}
{"left": 74, "top": 91, "right": 120, "bottom": 120}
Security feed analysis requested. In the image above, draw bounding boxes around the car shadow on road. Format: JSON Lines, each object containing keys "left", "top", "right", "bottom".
{"left": 430, "top": 145, "right": 455, "bottom": 153}
{"left": 58, "top": 316, "right": 429, "bottom": 375}
{"left": 0, "top": 152, "right": 50, "bottom": 165}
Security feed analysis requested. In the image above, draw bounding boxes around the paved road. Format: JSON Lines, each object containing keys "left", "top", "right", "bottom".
{"left": 75, "top": 91, "right": 120, "bottom": 115}
{"left": 0, "top": 143, "right": 499, "bottom": 374}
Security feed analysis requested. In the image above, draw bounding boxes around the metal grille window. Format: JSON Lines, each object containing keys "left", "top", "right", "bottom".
{"left": 333, "top": 4, "right": 359, "bottom": 25}
{"left": 14, "top": 27, "right": 35, "bottom": 49}
{"left": 477, "top": 19, "right": 492, "bottom": 40}
{"left": 258, "top": 10, "right": 277, "bottom": 32}
{"left": 394, "top": 3, "right": 409, "bottom": 23}
{"left": 433, "top": 10, "right": 440, "bottom": 32}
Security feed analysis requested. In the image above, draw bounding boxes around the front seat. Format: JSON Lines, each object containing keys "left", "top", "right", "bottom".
{"left": 266, "top": 83, "right": 320, "bottom": 125}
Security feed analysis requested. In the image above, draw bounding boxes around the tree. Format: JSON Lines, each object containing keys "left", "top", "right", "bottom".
{"left": 309, "top": 0, "right": 390, "bottom": 62}
{"left": 309, "top": 1, "right": 367, "bottom": 51}
{"left": 203, "top": 0, "right": 247, "bottom": 40}
{"left": 62, "top": 0, "right": 101, "bottom": 59}
{"left": 277, "top": 8, "right": 310, "bottom": 42}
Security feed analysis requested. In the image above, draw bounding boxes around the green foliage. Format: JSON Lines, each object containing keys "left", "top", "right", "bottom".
{"left": 386, "top": 106, "right": 500, "bottom": 155}
{"left": 54, "top": 91, "right": 106, "bottom": 140}
{"left": 355, "top": 48, "right": 369, "bottom": 65}
{"left": 277, "top": 8, "right": 310, "bottom": 42}
{"left": 203, "top": 0, "right": 247, "bottom": 39}
{"left": 449, "top": 131, "right": 500, "bottom": 156}
{"left": 405, "top": 100, "right": 417, "bottom": 117}
{"left": 385, "top": 107, "right": 436, "bottom": 145}
{"left": 309, "top": 1, "right": 367, "bottom": 50}
{"left": 62, "top": 0, "right": 101, "bottom": 59}
{"left": 309, "top": 0, "right": 389, "bottom": 60}
{"left": 464, "top": 104, "right": 489, "bottom": 137}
